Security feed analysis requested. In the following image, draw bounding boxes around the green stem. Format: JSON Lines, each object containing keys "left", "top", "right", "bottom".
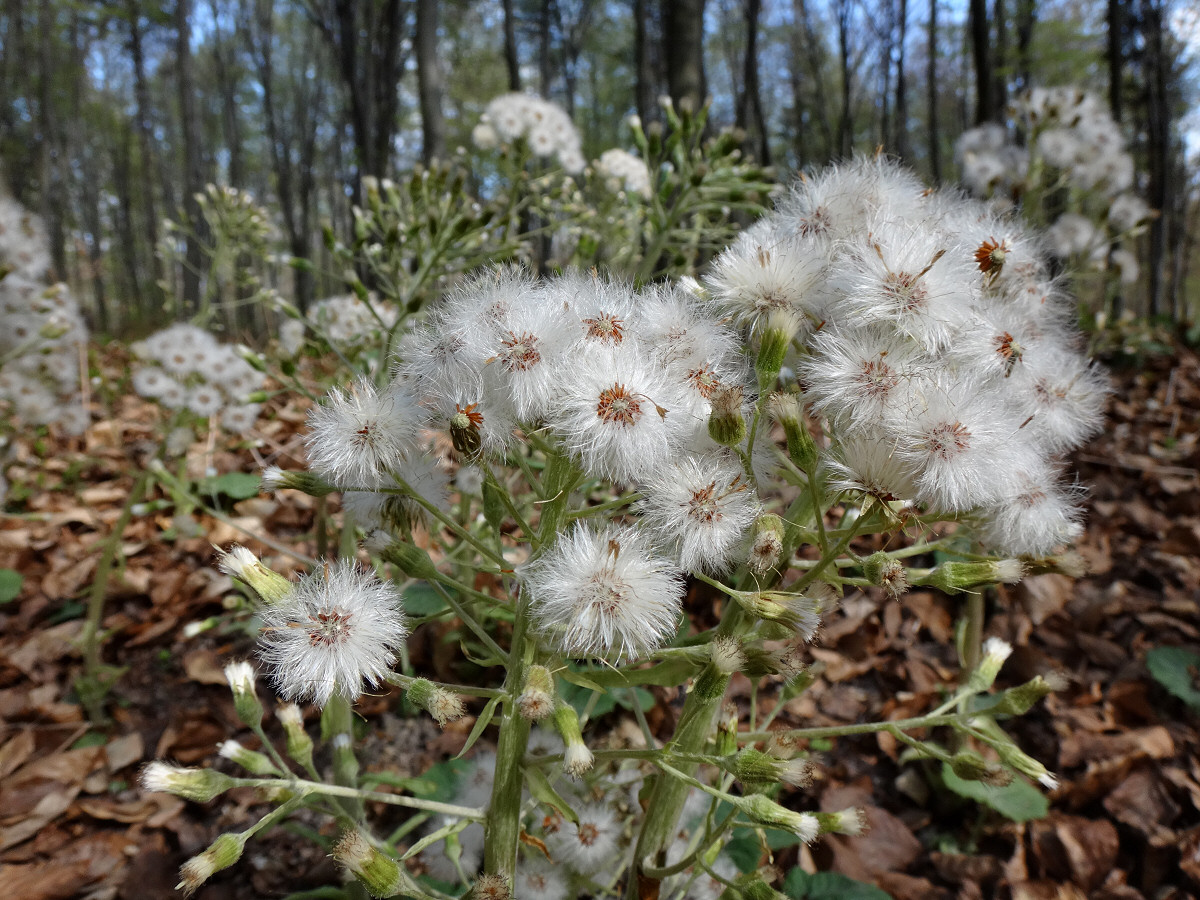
{"left": 482, "top": 450, "right": 577, "bottom": 884}
{"left": 77, "top": 470, "right": 150, "bottom": 722}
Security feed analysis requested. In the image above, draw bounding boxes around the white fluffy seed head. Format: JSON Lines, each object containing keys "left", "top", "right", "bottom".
{"left": 304, "top": 377, "right": 424, "bottom": 487}
{"left": 256, "top": 560, "right": 408, "bottom": 707}
{"left": 522, "top": 523, "right": 684, "bottom": 661}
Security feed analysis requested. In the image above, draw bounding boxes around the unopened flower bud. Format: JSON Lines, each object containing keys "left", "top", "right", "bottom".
{"left": 993, "top": 673, "right": 1065, "bottom": 716}
{"left": 728, "top": 748, "right": 813, "bottom": 790}
{"left": 552, "top": 703, "right": 593, "bottom": 777}
{"left": 142, "top": 762, "right": 236, "bottom": 802}
{"left": 517, "top": 666, "right": 556, "bottom": 721}
{"left": 333, "top": 829, "right": 404, "bottom": 898}
{"left": 215, "top": 545, "right": 294, "bottom": 606}
{"left": 178, "top": 832, "right": 247, "bottom": 895}
{"left": 733, "top": 588, "right": 827, "bottom": 640}
{"left": 732, "top": 794, "right": 819, "bottom": 842}
{"left": 921, "top": 559, "right": 1025, "bottom": 594}
{"left": 948, "top": 749, "right": 1010, "bottom": 786}
{"left": 260, "top": 466, "right": 336, "bottom": 497}
{"left": 332, "top": 731, "right": 359, "bottom": 784}
{"left": 378, "top": 540, "right": 441, "bottom": 581}
{"left": 218, "top": 740, "right": 278, "bottom": 776}
{"left": 481, "top": 477, "right": 507, "bottom": 532}
{"left": 707, "top": 384, "right": 746, "bottom": 446}
{"left": 224, "top": 661, "right": 262, "bottom": 730}
{"left": 756, "top": 321, "right": 794, "bottom": 392}
{"left": 748, "top": 514, "right": 785, "bottom": 575}
{"left": 715, "top": 702, "right": 739, "bottom": 757}
{"left": 406, "top": 677, "right": 466, "bottom": 727}
{"left": 863, "top": 551, "right": 909, "bottom": 599}
{"left": 736, "top": 877, "right": 779, "bottom": 900}
{"left": 994, "top": 742, "right": 1058, "bottom": 790}
{"left": 769, "top": 393, "right": 818, "bottom": 473}
{"left": 967, "top": 637, "right": 1013, "bottom": 692}
{"left": 814, "top": 807, "right": 867, "bottom": 836}
{"left": 278, "top": 703, "right": 314, "bottom": 770}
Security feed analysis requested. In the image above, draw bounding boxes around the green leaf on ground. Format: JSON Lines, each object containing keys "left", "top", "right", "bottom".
{"left": 0, "top": 568, "right": 22, "bottom": 603}
{"left": 941, "top": 763, "right": 1049, "bottom": 822}
{"left": 1146, "top": 646, "right": 1200, "bottom": 710}
{"left": 782, "top": 869, "right": 891, "bottom": 900}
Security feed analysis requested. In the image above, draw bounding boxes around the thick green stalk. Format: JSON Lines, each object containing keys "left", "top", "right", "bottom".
{"left": 630, "top": 662, "right": 730, "bottom": 897}
{"left": 482, "top": 450, "right": 579, "bottom": 883}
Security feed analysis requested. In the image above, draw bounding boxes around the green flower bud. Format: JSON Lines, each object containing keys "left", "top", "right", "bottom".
{"left": 707, "top": 384, "right": 747, "bottom": 446}
{"left": 992, "top": 673, "right": 1063, "bottom": 716}
{"left": 259, "top": 467, "right": 336, "bottom": 497}
{"left": 142, "top": 762, "right": 236, "bottom": 803}
{"left": 732, "top": 794, "right": 819, "bottom": 842}
{"left": 517, "top": 666, "right": 556, "bottom": 721}
{"left": 215, "top": 545, "right": 295, "bottom": 606}
{"left": 994, "top": 742, "right": 1058, "bottom": 790}
{"left": 552, "top": 703, "right": 593, "bottom": 777}
{"left": 277, "top": 703, "right": 314, "bottom": 771}
{"left": 223, "top": 661, "right": 263, "bottom": 730}
{"left": 379, "top": 540, "right": 441, "bottom": 581}
{"left": 406, "top": 677, "right": 466, "bottom": 727}
{"left": 921, "top": 559, "right": 1025, "bottom": 594}
{"left": 748, "top": 514, "right": 785, "bottom": 575}
{"left": 967, "top": 637, "right": 1012, "bottom": 692}
{"left": 178, "top": 832, "right": 247, "bottom": 895}
{"left": 218, "top": 740, "right": 278, "bottom": 776}
{"left": 714, "top": 703, "right": 739, "bottom": 757}
{"left": 333, "top": 830, "right": 404, "bottom": 898}
{"left": 813, "top": 807, "right": 867, "bottom": 836}
{"left": 769, "top": 393, "right": 818, "bottom": 473}
{"left": 863, "top": 551, "right": 909, "bottom": 599}
{"left": 692, "top": 662, "right": 732, "bottom": 703}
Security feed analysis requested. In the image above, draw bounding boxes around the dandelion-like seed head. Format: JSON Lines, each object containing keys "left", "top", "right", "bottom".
{"left": 256, "top": 560, "right": 408, "bottom": 707}
{"left": 523, "top": 523, "right": 684, "bottom": 661}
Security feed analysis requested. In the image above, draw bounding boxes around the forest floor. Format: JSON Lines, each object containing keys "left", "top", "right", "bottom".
{"left": 1, "top": 340, "right": 1198, "bottom": 900}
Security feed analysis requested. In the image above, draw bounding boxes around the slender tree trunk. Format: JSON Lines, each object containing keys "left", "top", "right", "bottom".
{"left": 736, "top": 0, "right": 769, "bottom": 164}
{"left": 1107, "top": 0, "right": 1125, "bottom": 122}
{"left": 1141, "top": 0, "right": 1169, "bottom": 318}
{"left": 113, "top": 129, "right": 144, "bottom": 320}
{"left": 125, "top": 1, "right": 164, "bottom": 308}
{"left": 969, "top": 0, "right": 995, "bottom": 123}
{"left": 894, "top": 0, "right": 911, "bottom": 160}
{"left": 502, "top": 0, "right": 521, "bottom": 91}
{"left": 836, "top": 0, "right": 854, "bottom": 156}
{"left": 37, "top": 0, "right": 67, "bottom": 279}
{"left": 634, "top": 0, "right": 655, "bottom": 122}
{"left": 927, "top": 0, "right": 941, "bottom": 180}
{"left": 538, "top": 0, "right": 553, "bottom": 97}
{"left": 1014, "top": 0, "right": 1035, "bottom": 95}
{"left": 993, "top": 0, "right": 1008, "bottom": 113}
{"left": 663, "top": 0, "right": 707, "bottom": 113}
{"left": 176, "top": 0, "right": 206, "bottom": 316}
{"left": 208, "top": 0, "right": 245, "bottom": 185}
{"left": 416, "top": 0, "right": 446, "bottom": 163}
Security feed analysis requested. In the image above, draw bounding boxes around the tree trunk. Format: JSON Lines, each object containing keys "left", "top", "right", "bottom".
{"left": 969, "top": 0, "right": 995, "bottom": 123}
{"left": 37, "top": 0, "right": 67, "bottom": 280}
{"left": 662, "top": 0, "right": 707, "bottom": 114}
{"left": 416, "top": 0, "right": 446, "bottom": 163}
{"left": 1014, "top": 0, "right": 1035, "bottom": 95}
{"left": 634, "top": 0, "right": 655, "bottom": 123}
{"left": 993, "top": 0, "right": 1008, "bottom": 114}
{"left": 836, "top": 0, "right": 854, "bottom": 156}
{"left": 1140, "top": 0, "right": 1169, "bottom": 318}
{"left": 894, "top": 0, "right": 911, "bottom": 160}
{"left": 176, "top": 0, "right": 206, "bottom": 316}
{"left": 927, "top": 0, "right": 940, "bottom": 180}
{"left": 1107, "top": 0, "right": 1125, "bottom": 122}
{"left": 125, "top": 1, "right": 165, "bottom": 308}
{"left": 502, "top": 0, "right": 521, "bottom": 91}
{"left": 735, "top": 0, "right": 769, "bottom": 164}
{"left": 208, "top": 0, "right": 245, "bottom": 186}
{"left": 538, "top": 0, "right": 553, "bottom": 97}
